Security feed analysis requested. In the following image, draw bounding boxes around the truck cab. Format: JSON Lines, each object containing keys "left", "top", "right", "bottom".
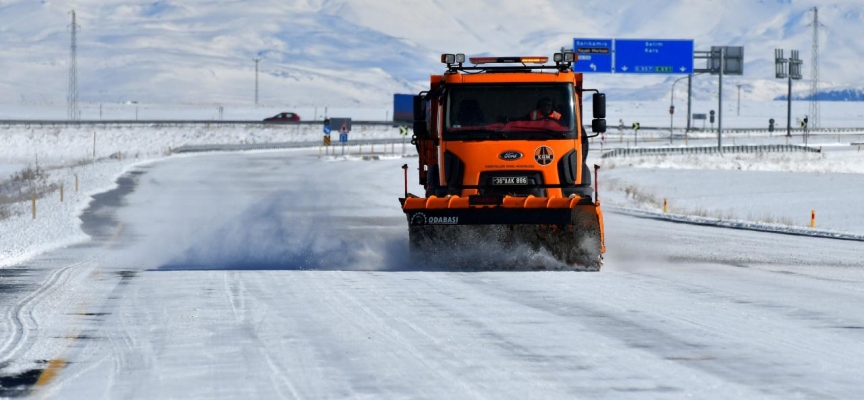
{"left": 413, "top": 53, "right": 606, "bottom": 201}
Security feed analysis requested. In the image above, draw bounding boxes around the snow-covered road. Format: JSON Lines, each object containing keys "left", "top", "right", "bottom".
{"left": 2, "top": 150, "right": 864, "bottom": 399}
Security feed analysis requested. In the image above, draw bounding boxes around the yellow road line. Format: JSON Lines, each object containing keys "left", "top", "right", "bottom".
{"left": 32, "top": 220, "right": 126, "bottom": 392}
{"left": 34, "top": 359, "right": 68, "bottom": 387}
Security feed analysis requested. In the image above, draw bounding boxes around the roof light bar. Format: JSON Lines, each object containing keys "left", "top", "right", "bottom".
{"left": 468, "top": 56, "right": 549, "bottom": 65}
{"left": 519, "top": 57, "right": 548, "bottom": 64}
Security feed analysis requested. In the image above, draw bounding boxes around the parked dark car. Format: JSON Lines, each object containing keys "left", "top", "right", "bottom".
{"left": 264, "top": 112, "right": 301, "bottom": 122}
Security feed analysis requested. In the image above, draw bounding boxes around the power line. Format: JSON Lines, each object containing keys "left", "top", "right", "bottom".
{"left": 67, "top": 10, "right": 79, "bottom": 121}
{"left": 808, "top": 7, "right": 823, "bottom": 129}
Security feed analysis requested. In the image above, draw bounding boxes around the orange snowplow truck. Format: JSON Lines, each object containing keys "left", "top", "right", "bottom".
{"left": 399, "top": 52, "right": 607, "bottom": 270}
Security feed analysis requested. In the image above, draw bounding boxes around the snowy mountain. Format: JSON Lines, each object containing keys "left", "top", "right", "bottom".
{"left": 1, "top": 0, "right": 862, "bottom": 108}
{"left": 777, "top": 88, "right": 864, "bottom": 101}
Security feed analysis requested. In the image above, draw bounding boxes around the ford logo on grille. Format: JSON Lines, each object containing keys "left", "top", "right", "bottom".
{"left": 498, "top": 151, "right": 523, "bottom": 161}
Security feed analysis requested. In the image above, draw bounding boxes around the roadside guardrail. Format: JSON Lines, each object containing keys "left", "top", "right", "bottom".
{"left": 1, "top": 120, "right": 862, "bottom": 134}
{"left": 0, "top": 120, "right": 398, "bottom": 128}
{"left": 172, "top": 138, "right": 409, "bottom": 153}
{"left": 601, "top": 144, "right": 821, "bottom": 159}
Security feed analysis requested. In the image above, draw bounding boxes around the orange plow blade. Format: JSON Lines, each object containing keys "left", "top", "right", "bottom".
{"left": 401, "top": 195, "right": 604, "bottom": 270}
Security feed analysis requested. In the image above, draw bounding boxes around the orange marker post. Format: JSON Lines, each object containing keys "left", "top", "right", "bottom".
{"left": 663, "top": 198, "right": 668, "bottom": 214}
{"left": 810, "top": 210, "right": 815, "bottom": 228}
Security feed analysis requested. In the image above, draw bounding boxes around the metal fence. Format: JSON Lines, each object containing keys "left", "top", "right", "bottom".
{"left": 0, "top": 120, "right": 398, "bottom": 128}
{"left": 601, "top": 144, "right": 822, "bottom": 159}
{"left": 0, "top": 120, "right": 862, "bottom": 133}
{"left": 173, "top": 138, "right": 410, "bottom": 154}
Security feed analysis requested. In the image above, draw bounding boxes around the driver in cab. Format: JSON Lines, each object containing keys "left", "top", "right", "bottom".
{"left": 529, "top": 98, "right": 561, "bottom": 121}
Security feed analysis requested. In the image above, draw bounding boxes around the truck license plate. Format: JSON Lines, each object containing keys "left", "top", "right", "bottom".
{"left": 492, "top": 176, "right": 528, "bottom": 185}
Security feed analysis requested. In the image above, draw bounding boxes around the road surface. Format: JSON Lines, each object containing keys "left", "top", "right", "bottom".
{"left": 1, "top": 149, "right": 863, "bottom": 399}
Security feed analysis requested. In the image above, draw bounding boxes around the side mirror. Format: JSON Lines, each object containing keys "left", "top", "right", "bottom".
{"left": 413, "top": 95, "right": 428, "bottom": 138}
{"left": 593, "top": 93, "right": 606, "bottom": 119}
{"left": 413, "top": 95, "right": 426, "bottom": 122}
{"left": 413, "top": 120, "right": 428, "bottom": 138}
{"left": 591, "top": 118, "right": 606, "bottom": 134}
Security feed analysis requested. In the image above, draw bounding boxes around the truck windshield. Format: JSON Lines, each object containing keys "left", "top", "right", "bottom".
{"left": 444, "top": 84, "right": 576, "bottom": 140}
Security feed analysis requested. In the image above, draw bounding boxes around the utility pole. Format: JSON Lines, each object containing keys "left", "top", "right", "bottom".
{"left": 718, "top": 47, "right": 724, "bottom": 149}
{"left": 670, "top": 75, "right": 688, "bottom": 144}
{"left": 808, "top": 7, "right": 823, "bottom": 128}
{"left": 254, "top": 58, "right": 261, "bottom": 106}
{"left": 686, "top": 74, "right": 692, "bottom": 132}
{"left": 67, "top": 10, "right": 79, "bottom": 121}
{"left": 737, "top": 84, "right": 742, "bottom": 116}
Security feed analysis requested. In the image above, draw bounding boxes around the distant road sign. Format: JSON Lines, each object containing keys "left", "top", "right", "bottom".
{"left": 710, "top": 46, "right": 744, "bottom": 75}
{"left": 330, "top": 118, "right": 352, "bottom": 133}
{"left": 323, "top": 125, "right": 331, "bottom": 135}
{"left": 573, "top": 38, "right": 613, "bottom": 73}
{"left": 692, "top": 113, "right": 707, "bottom": 120}
{"left": 393, "top": 94, "right": 414, "bottom": 123}
{"left": 339, "top": 133, "right": 348, "bottom": 143}
{"left": 615, "top": 39, "right": 694, "bottom": 74}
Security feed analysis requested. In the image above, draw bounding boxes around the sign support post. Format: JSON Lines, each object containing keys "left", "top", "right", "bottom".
{"left": 686, "top": 74, "right": 692, "bottom": 133}
{"left": 694, "top": 45, "right": 744, "bottom": 149}
{"left": 787, "top": 73, "right": 793, "bottom": 138}
{"left": 775, "top": 49, "right": 803, "bottom": 138}
{"left": 718, "top": 47, "right": 724, "bottom": 149}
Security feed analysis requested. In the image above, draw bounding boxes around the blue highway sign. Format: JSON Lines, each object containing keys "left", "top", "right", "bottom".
{"left": 615, "top": 39, "right": 693, "bottom": 74}
{"left": 323, "top": 125, "right": 331, "bottom": 135}
{"left": 573, "top": 38, "right": 613, "bottom": 73}
{"left": 339, "top": 133, "right": 348, "bottom": 143}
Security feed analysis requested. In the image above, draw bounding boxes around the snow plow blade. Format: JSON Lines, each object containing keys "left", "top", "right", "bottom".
{"left": 401, "top": 195, "right": 605, "bottom": 270}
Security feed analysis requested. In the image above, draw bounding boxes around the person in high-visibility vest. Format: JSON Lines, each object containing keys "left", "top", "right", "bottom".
{"left": 529, "top": 98, "right": 561, "bottom": 120}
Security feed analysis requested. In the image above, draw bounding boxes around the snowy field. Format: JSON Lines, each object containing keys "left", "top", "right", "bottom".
{"left": 1, "top": 101, "right": 864, "bottom": 267}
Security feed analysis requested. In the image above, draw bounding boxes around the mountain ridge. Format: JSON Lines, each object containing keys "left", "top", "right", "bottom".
{"left": 0, "top": 0, "right": 860, "bottom": 107}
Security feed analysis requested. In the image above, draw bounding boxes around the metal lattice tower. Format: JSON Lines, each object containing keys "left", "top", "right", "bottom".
{"left": 254, "top": 58, "right": 260, "bottom": 106}
{"left": 67, "top": 10, "right": 79, "bottom": 121}
{"left": 808, "top": 7, "right": 822, "bottom": 128}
